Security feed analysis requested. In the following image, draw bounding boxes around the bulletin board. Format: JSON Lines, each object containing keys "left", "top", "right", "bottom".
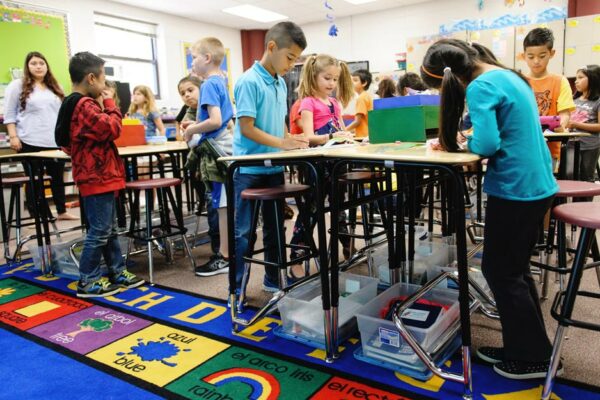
{"left": 0, "top": 2, "right": 71, "bottom": 91}
{"left": 564, "top": 14, "right": 600, "bottom": 77}
{"left": 469, "top": 27, "right": 516, "bottom": 69}
{"left": 182, "top": 41, "right": 233, "bottom": 99}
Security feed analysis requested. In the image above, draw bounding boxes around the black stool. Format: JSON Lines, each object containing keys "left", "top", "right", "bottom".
{"left": 339, "top": 171, "right": 388, "bottom": 274}
{"left": 2, "top": 175, "right": 58, "bottom": 262}
{"left": 124, "top": 177, "right": 195, "bottom": 284}
{"left": 237, "top": 184, "right": 318, "bottom": 310}
{"left": 539, "top": 180, "right": 600, "bottom": 298}
{"left": 542, "top": 201, "right": 600, "bottom": 399}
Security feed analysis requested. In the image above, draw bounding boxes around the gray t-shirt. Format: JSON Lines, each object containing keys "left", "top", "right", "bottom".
{"left": 573, "top": 97, "right": 600, "bottom": 150}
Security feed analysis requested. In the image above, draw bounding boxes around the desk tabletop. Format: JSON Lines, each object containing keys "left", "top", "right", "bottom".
{"left": 221, "top": 142, "right": 481, "bottom": 165}
{"left": 0, "top": 141, "right": 189, "bottom": 161}
{"left": 543, "top": 131, "right": 591, "bottom": 139}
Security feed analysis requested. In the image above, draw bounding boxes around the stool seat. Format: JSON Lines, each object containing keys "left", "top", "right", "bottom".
{"left": 556, "top": 180, "right": 600, "bottom": 198}
{"left": 126, "top": 178, "right": 181, "bottom": 190}
{"left": 241, "top": 184, "right": 311, "bottom": 201}
{"left": 2, "top": 175, "right": 51, "bottom": 186}
{"left": 553, "top": 202, "right": 600, "bottom": 230}
{"left": 339, "top": 171, "right": 385, "bottom": 184}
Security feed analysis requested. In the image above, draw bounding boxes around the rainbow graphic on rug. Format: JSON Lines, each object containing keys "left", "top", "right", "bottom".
{"left": 0, "top": 260, "right": 598, "bottom": 400}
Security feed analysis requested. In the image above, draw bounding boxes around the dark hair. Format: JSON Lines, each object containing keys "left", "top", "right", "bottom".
{"left": 398, "top": 72, "right": 426, "bottom": 94}
{"left": 20, "top": 51, "right": 64, "bottom": 111}
{"left": 265, "top": 21, "right": 307, "bottom": 50}
{"left": 421, "top": 39, "right": 529, "bottom": 152}
{"left": 574, "top": 64, "right": 600, "bottom": 102}
{"left": 352, "top": 69, "right": 372, "bottom": 90}
{"left": 523, "top": 27, "right": 554, "bottom": 50}
{"left": 376, "top": 78, "right": 396, "bottom": 98}
{"left": 178, "top": 75, "right": 202, "bottom": 89}
{"left": 69, "top": 52, "right": 105, "bottom": 84}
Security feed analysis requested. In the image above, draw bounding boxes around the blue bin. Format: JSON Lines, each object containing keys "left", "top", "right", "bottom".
{"left": 373, "top": 95, "right": 440, "bottom": 110}
{"left": 165, "top": 126, "right": 177, "bottom": 139}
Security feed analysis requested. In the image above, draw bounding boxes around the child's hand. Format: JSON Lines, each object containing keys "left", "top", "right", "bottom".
{"left": 181, "top": 120, "right": 194, "bottom": 130}
{"left": 333, "top": 131, "right": 354, "bottom": 141}
{"left": 102, "top": 87, "right": 115, "bottom": 100}
{"left": 281, "top": 135, "right": 309, "bottom": 150}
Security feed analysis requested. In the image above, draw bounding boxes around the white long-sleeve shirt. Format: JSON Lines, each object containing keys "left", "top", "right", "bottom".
{"left": 4, "top": 79, "right": 62, "bottom": 148}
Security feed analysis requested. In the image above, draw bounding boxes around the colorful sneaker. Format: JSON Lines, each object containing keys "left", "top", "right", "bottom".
{"left": 476, "top": 347, "right": 504, "bottom": 364}
{"left": 110, "top": 270, "right": 145, "bottom": 289}
{"left": 195, "top": 254, "right": 229, "bottom": 277}
{"left": 227, "top": 290, "right": 248, "bottom": 311}
{"left": 493, "top": 359, "right": 564, "bottom": 380}
{"left": 77, "top": 277, "right": 121, "bottom": 298}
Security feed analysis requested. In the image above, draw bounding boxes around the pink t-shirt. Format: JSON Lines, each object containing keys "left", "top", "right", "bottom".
{"left": 299, "top": 96, "right": 342, "bottom": 133}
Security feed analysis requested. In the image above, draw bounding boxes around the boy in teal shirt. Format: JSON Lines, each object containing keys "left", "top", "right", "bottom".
{"left": 232, "top": 22, "right": 308, "bottom": 303}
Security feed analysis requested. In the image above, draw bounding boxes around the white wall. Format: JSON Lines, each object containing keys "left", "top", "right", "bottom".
{"left": 19, "top": 0, "right": 243, "bottom": 110}
{"left": 300, "top": 0, "right": 568, "bottom": 73}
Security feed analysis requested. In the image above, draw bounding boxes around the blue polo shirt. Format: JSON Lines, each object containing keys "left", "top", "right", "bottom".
{"left": 233, "top": 61, "right": 287, "bottom": 174}
{"left": 466, "top": 69, "right": 558, "bottom": 201}
{"left": 198, "top": 75, "right": 234, "bottom": 143}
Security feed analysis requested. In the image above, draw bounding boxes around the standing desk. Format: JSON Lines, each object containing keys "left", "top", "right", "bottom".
{"left": 0, "top": 141, "right": 191, "bottom": 274}
{"left": 222, "top": 142, "right": 481, "bottom": 399}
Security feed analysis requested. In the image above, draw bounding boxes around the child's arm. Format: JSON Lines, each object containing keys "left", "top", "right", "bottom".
{"left": 183, "top": 105, "right": 222, "bottom": 141}
{"left": 557, "top": 110, "right": 570, "bottom": 132}
{"left": 153, "top": 114, "right": 166, "bottom": 135}
{"left": 568, "top": 110, "right": 600, "bottom": 133}
{"left": 556, "top": 76, "right": 575, "bottom": 132}
{"left": 345, "top": 113, "right": 364, "bottom": 132}
{"left": 78, "top": 94, "right": 122, "bottom": 142}
{"left": 238, "top": 116, "right": 308, "bottom": 150}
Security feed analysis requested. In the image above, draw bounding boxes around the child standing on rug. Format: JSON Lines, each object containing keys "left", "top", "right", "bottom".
{"left": 233, "top": 21, "right": 308, "bottom": 298}
{"left": 55, "top": 52, "right": 144, "bottom": 298}
{"left": 128, "top": 85, "right": 165, "bottom": 136}
{"left": 420, "top": 39, "right": 558, "bottom": 379}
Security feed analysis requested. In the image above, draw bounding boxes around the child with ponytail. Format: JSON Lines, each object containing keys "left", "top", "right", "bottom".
{"left": 421, "top": 39, "right": 559, "bottom": 379}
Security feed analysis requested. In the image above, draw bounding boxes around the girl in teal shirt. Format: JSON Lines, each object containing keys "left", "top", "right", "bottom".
{"left": 421, "top": 39, "right": 559, "bottom": 380}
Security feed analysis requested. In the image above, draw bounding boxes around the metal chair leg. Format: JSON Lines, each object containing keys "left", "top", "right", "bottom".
{"left": 541, "top": 325, "right": 568, "bottom": 400}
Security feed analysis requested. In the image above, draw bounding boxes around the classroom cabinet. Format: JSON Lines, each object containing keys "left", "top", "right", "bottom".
{"left": 564, "top": 14, "right": 600, "bottom": 77}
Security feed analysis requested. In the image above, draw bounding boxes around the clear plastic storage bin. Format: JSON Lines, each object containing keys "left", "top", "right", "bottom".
{"left": 356, "top": 282, "right": 459, "bottom": 370}
{"left": 277, "top": 272, "right": 378, "bottom": 346}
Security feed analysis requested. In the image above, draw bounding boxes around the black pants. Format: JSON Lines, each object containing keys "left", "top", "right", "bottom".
{"left": 20, "top": 142, "right": 67, "bottom": 215}
{"left": 482, "top": 194, "right": 554, "bottom": 362}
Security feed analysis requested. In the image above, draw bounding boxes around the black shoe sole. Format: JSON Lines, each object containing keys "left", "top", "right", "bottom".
{"left": 76, "top": 287, "right": 121, "bottom": 298}
{"left": 493, "top": 364, "right": 564, "bottom": 380}
{"left": 115, "top": 279, "right": 146, "bottom": 289}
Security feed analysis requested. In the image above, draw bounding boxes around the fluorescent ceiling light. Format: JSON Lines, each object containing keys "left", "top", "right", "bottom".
{"left": 222, "top": 5, "right": 288, "bottom": 23}
{"left": 343, "top": 0, "right": 377, "bottom": 4}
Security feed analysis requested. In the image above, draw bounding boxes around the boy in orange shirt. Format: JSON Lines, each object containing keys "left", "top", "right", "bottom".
{"left": 346, "top": 69, "right": 373, "bottom": 138}
{"left": 523, "top": 27, "right": 575, "bottom": 167}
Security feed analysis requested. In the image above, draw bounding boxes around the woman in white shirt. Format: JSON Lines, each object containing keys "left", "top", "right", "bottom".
{"left": 4, "top": 51, "right": 77, "bottom": 220}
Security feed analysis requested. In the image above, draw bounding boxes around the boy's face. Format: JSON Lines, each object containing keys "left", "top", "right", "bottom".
{"left": 87, "top": 69, "right": 106, "bottom": 98}
{"left": 524, "top": 45, "right": 555, "bottom": 76}
{"left": 268, "top": 41, "right": 303, "bottom": 76}
{"left": 352, "top": 75, "right": 365, "bottom": 93}
{"left": 191, "top": 48, "right": 210, "bottom": 78}
{"left": 178, "top": 81, "right": 199, "bottom": 108}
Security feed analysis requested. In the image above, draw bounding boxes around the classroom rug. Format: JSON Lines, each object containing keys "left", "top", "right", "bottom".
{"left": 1, "top": 260, "right": 599, "bottom": 400}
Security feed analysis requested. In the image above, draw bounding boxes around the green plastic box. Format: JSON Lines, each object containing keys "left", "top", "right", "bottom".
{"left": 368, "top": 105, "right": 440, "bottom": 144}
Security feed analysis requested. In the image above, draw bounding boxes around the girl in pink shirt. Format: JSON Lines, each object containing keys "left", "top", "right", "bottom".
{"left": 296, "top": 54, "right": 354, "bottom": 145}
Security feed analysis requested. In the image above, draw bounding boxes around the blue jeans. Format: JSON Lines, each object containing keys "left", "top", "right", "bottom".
{"left": 233, "top": 171, "right": 284, "bottom": 289}
{"left": 78, "top": 192, "right": 125, "bottom": 283}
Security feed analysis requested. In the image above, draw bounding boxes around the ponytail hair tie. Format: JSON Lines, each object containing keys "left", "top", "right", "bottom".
{"left": 443, "top": 67, "right": 452, "bottom": 74}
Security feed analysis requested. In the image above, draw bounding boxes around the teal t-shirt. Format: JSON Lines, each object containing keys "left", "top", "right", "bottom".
{"left": 233, "top": 61, "right": 287, "bottom": 174}
{"left": 466, "top": 69, "right": 558, "bottom": 201}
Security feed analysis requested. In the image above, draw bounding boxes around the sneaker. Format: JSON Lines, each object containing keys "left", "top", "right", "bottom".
{"left": 110, "top": 270, "right": 145, "bottom": 289}
{"left": 227, "top": 290, "right": 248, "bottom": 311}
{"left": 493, "top": 359, "right": 564, "bottom": 380}
{"left": 476, "top": 347, "right": 504, "bottom": 364}
{"left": 262, "top": 275, "right": 299, "bottom": 293}
{"left": 195, "top": 254, "right": 229, "bottom": 277}
{"left": 77, "top": 277, "right": 121, "bottom": 298}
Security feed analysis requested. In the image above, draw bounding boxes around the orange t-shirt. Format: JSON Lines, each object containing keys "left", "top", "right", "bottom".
{"left": 354, "top": 91, "right": 373, "bottom": 138}
{"left": 527, "top": 74, "right": 575, "bottom": 158}
{"left": 289, "top": 99, "right": 302, "bottom": 134}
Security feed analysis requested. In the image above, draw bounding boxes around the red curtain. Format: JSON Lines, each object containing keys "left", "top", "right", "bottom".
{"left": 241, "top": 30, "right": 267, "bottom": 71}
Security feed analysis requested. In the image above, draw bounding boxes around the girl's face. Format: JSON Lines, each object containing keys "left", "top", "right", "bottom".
{"left": 28, "top": 56, "right": 48, "bottom": 81}
{"left": 178, "top": 81, "right": 199, "bottom": 108}
{"left": 132, "top": 90, "right": 146, "bottom": 106}
{"left": 575, "top": 71, "right": 589, "bottom": 94}
{"left": 316, "top": 65, "right": 340, "bottom": 97}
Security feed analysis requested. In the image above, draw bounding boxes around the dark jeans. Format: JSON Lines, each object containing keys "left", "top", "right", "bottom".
{"left": 20, "top": 142, "right": 67, "bottom": 214}
{"left": 78, "top": 192, "right": 125, "bottom": 283}
{"left": 481, "top": 194, "right": 554, "bottom": 362}
{"left": 578, "top": 147, "right": 600, "bottom": 183}
{"left": 233, "top": 171, "right": 284, "bottom": 289}
{"left": 192, "top": 177, "right": 220, "bottom": 254}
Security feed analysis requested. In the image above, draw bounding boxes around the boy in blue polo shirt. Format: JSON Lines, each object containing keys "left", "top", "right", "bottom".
{"left": 233, "top": 22, "right": 308, "bottom": 296}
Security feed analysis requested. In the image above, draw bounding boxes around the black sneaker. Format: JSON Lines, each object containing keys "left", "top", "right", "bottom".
{"left": 476, "top": 347, "right": 504, "bottom": 364}
{"left": 493, "top": 359, "right": 564, "bottom": 380}
{"left": 195, "top": 254, "right": 229, "bottom": 277}
{"left": 77, "top": 277, "right": 121, "bottom": 298}
{"left": 110, "top": 270, "right": 145, "bottom": 289}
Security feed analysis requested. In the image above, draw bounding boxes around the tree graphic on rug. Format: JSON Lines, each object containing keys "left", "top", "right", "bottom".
{"left": 117, "top": 337, "right": 191, "bottom": 367}
{"left": 67, "top": 318, "right": 113, "bottom": 338}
